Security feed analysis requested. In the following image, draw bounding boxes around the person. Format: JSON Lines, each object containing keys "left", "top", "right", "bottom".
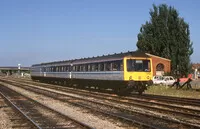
{"left": 186, "top": 78, "right": 192, "bottom": 89}
{"left": 172, "top": 77, "right": 180, "bottom": 89}
{"left": 179, "top": 77, "right": 192, "bottom": 89}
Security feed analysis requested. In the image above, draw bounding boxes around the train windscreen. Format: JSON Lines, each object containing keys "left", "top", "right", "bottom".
{"left": 127, "top": 59, "right": 151, "bottom": 72}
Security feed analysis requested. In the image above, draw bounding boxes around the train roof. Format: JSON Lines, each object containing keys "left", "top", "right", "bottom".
{"left": 32, "top": 51, "right": 150, "bottom": 67}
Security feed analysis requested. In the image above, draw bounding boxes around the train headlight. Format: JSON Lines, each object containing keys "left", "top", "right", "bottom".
{"left": 147, "top": 76, "right": 150, "bottom": 79}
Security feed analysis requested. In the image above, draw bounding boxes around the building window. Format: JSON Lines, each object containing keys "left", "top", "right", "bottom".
{"left": 156, "top": 63, "right": 164, "bottom": 71}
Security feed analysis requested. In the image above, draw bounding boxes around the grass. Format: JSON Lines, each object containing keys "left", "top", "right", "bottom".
{"left": 145, "top": 85, "right": 200, "bottom": 99}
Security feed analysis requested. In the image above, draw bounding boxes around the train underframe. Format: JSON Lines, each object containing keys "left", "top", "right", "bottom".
{"left": 31, "top": 76, "right": 152, "bottom": 95}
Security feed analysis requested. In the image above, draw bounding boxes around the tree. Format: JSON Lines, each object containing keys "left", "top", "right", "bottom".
{"left": 137, "top": 4, "right": 193, "bottom": 76}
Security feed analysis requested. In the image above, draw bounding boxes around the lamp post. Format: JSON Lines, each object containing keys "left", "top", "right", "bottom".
{"left": 18, "top": 64, "right": 21, "bottom": 77}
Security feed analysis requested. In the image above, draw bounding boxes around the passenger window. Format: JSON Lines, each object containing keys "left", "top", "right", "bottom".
{"left": 72, "top": 66, "right": 76, "bottom": 71}
{"left": 112, "top": 61, "right": 121, "bottom": 71}
{"left": 105, "top": 62, "right": 111, "bottom": 71}
{"left": 120, "top": 62, "right": 123, "bottom": 71}
{"left": 65, "top": 66, "right": 68, "bottom": 72}
{"left": 91, "top": 64, "right": 98, "bottom": 71}
{"left": 99, "top": 63, "right": 104, "bottom": 71}
{"left": 76, "top": 65, "right": 80, "bottom": 72}
{"left": 80, "top": 65, "right": 84, "bottom": 71}
{"left": 67, "top": 66, "right": 70, "bottom": 72}
{"left": 84, "top": 65, "right": 88, "bottom": 72}
{"left": 87, "top": 64, "right": 91, "bottom": 71}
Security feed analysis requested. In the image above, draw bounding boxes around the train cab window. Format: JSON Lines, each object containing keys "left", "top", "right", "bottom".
{"left": 127, "top": 59, "right": 151, "bottom": 72}
{"left": 143, "top": 60, "right": 151, "bottom": 72}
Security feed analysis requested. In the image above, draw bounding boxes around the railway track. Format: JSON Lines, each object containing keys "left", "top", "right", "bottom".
{"left": 1, "top": 78, "right": 200, "bottom": 129}
{"left": 8, "top": 77, "right": 200, "bottom": 110}
{"left": 0, "top": 84, "right": 93, "bottom": 129}
{"left": 0, "top": 92, "right": 38, "bottom": 129}
{"left": 11, "top": 77, "right": 200, "bottom": 105}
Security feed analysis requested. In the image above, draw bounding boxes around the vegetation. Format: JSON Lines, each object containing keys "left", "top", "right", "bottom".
{"left": 137, "top": 4, "right": 193, "bottom": 76}
{"left": 146, "top": 85, "right": 200, "bottom": 99}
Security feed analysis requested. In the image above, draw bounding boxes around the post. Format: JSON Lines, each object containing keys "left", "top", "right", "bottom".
{"left": 18, "top": 64, "right": 21, "bottom": 77}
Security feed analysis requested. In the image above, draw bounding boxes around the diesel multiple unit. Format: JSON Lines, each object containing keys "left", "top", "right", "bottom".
{"left": 31, "top": 51, "right": 153, "bottom": 94}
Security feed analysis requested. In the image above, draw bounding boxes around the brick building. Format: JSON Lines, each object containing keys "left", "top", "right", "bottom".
{"left": 192, "top": 63, "right": 200, "bottom": 70}
{"left": 146, "top": 53, "right": 171, "bottom": 76}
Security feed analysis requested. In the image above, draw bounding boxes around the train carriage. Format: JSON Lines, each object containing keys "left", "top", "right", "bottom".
{"left": 31, "top": 51, "right": 153, "bottom": 95}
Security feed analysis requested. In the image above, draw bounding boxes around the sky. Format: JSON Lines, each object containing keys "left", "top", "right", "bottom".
{"left": 0, "top": 0, "right": 199, "bottom": 67}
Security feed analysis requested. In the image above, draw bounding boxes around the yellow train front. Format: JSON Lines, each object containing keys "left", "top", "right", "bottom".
{"left": 31, "top": 51, "right": 153, "bottom": 95}
{"left": 122, "top": 57, "right": 153, "bottom": 94}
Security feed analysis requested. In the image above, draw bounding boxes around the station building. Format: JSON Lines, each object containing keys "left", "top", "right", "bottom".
{"left": 146, "top": 53, "right": 171, "bottom": 76}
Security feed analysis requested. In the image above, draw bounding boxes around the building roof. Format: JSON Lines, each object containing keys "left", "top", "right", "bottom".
{"left": 192, "top": 63, "right": 200, "bottom": 69}
{"left": 145, "top": 53, "right": 171, "bottom": 61}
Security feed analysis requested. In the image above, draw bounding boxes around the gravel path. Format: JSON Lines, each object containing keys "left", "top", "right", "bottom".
{"left": 0, "top": 82, "right": 126, "bottom": 129}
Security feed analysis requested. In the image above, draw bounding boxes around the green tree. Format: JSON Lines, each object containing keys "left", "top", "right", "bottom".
{"left": 137, "top": 4, "right": 193, "bottom": 76}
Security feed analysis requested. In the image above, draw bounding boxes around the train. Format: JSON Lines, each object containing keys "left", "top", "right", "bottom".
{"left": 30, "top": 51, "right": 153, "bottom": 95}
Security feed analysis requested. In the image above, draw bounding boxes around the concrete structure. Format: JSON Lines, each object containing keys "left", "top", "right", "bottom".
{"left": 0, "top": 66, "right": 30, "bottom": 75}
{"left": 146, "top": 53, "right": 171, "bottom": 76}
